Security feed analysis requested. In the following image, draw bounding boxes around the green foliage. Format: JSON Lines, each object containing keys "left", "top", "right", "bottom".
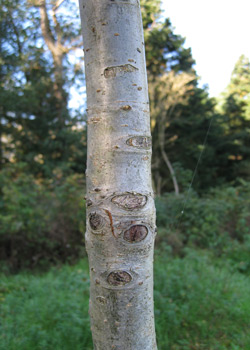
{"left": 214, "top": 55, "right": 250, "bottom": 184}
{"left": 155, "top": 250, "right": 250, "bottom": 349}
{"left": 0, "top": 260, "right": 92, "bottom": 350}
{"left": 155, "top": 182, "right": 250, "bottom": 255}
{"left": 221, "top": 238, "right": 250, "bottom": 276}
{"left": 0, "top": 163, "right": 86, "bottom": 270}
{"left": 1, "top": 252, "right": 250, "bottom": 349}
{"left": 144, "top": 15, "right": 194, "bottom": 77}
{"left": 1, "top": 163, "right": 250, "bottom": 272}
{"left": 140, "top": 0, "right": 162, "bottom": 28}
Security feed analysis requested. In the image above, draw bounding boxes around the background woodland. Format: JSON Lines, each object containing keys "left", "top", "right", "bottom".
{"left": 1, "top": 1, "right": 250, "bottom": 348}
{"left": 1, "top": 0, "right": 250, "bottom": 268}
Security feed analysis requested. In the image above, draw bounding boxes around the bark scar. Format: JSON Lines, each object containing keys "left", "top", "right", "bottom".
{"left": 105, "top": 209, "right": 117, "bottom": 238}
{"left": 104, "top": 64, "right": 138, "bottom": 78}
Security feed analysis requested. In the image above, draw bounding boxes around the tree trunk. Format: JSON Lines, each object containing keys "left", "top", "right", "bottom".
{"left": 160, "top": 145, "right": 179, "bottom": 196}
{"left": 39, "top": 0, "right": 67, "bottom": 125}
{"left": 78, "top": 1, "right": 157, "bottom": 349}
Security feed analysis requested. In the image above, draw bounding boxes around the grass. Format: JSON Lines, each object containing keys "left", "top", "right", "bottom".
{"left": 155, "top": 248, "right": 250, "bottom": 349}
{"left": 0, "top": 260, "right": 92, "bottom": 350}
{"left": 1, "top": 250, "right": 250, "bottom": 350}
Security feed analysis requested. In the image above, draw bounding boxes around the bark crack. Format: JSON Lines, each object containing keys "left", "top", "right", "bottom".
{"left": 105, "top": 209, "right": 117, "bottom": 238}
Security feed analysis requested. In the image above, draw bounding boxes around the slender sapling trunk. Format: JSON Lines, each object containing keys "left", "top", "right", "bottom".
{"left": 78, "top": 1, "right": 157, "bottom": 349}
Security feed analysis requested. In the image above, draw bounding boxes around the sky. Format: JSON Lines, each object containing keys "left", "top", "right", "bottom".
{"left": 162, "top": 0, "right": 250, "bottom": 97}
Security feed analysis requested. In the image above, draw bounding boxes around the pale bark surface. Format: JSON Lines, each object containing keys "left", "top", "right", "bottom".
{"left": 79, "top": 1, "right": 157, "bottom": 349}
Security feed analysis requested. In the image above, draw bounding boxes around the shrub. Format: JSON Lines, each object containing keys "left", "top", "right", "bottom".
{"left": 155, "top": 183, "right": 250, "bottom": 257}
{"left": 0, "top": 163, "right": 86, "bottom": 271}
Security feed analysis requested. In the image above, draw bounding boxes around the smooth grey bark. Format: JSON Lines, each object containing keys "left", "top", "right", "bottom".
{"left": 78, "top": 1, "right": 157, "bottom": 349}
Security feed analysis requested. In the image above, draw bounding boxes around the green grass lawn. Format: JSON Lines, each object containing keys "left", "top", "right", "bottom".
{"left": 1, "top": 250, "right": 250, "bottom": 350}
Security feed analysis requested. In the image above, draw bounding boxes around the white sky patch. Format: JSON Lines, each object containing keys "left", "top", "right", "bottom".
{"left": 162, "top": 0, "right": 250, "bottom": 97}
{"left": 67, "top": 47, "right": 86, "bottom": 114}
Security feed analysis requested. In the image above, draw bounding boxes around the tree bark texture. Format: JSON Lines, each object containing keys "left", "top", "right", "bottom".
{"left": 78, "top": 1, "right": 157, "bottom": 349}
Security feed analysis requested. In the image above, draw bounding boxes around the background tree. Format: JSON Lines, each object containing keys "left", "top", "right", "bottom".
{"left": 0, "top": 0, "right": 87, "bottom": 267}
{"left": 149, "top": 71, "right": 195, "bottom": 195}
{"left": 215, "top": 55, "right": 250, "bottom": 184}
{"left": 0, "top": 0, "right": 86, "bottom": 177}
{"left": 140, "top": 3, "right": 217, "bottom": 194}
